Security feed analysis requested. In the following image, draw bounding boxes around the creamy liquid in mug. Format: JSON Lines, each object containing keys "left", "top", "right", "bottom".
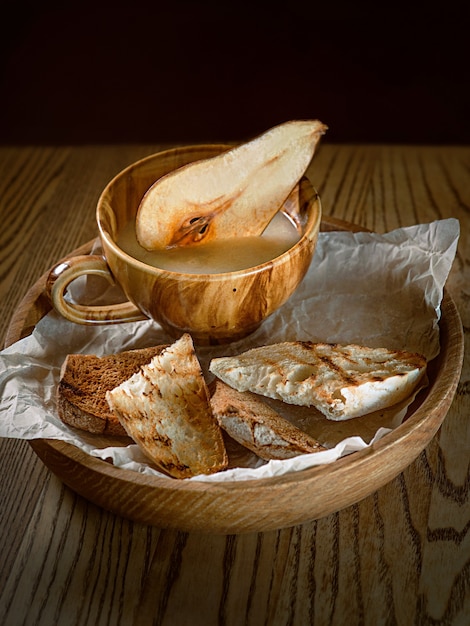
{"left": 117, "top": 212, "right": 300, "bottom": 274}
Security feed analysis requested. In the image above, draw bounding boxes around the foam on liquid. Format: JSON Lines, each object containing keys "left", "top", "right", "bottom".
{"left": 117, "top": 211, "right": 300, "bottom": 274}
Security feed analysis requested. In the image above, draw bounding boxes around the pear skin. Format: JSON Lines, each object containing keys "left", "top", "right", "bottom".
{"left": 136, "top": 120, "right": 327, "bottom": 250}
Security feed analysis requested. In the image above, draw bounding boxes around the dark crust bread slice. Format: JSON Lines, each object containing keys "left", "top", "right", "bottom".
{"left": 210, "top": 379, "right": 326, "bottom": 460}
{"left": 57, "top": 345, "right": 167, "bottom": 435}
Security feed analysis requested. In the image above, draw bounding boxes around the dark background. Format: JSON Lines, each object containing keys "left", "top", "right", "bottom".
{"left": 1, "top": 1, "right": 468, "bottom": 145}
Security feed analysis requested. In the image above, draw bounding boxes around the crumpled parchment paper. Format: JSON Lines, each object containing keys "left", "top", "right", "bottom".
{"left": 0, "top": 218, "right": 460, "bottom": 482}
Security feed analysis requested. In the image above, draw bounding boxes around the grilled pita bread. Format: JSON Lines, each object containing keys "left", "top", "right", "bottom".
{"left": 210, "top": 380, "right": 326, "bottom": 460}
{"left": 106, "top": 333, "right": 228, "bottom": 478}
{"left": 209, "top": 342, "right": 427, "bottom": 421}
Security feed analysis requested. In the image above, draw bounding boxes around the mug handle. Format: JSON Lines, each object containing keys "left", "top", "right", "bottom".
{"left": 46, "top": 255, "right": 147, "bottom": 324}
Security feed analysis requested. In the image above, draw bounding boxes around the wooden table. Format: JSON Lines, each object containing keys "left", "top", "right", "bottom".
{"left": 0, "top": 144, "right": 468, "bottom": 625}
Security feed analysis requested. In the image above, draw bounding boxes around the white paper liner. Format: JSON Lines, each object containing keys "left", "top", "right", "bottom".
{"left": 0, "top": 218, "right": 460, "bottom": 482}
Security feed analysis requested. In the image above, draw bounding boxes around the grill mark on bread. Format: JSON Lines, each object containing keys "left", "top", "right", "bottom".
{"left": 317, "top": 354, "right": 358, "bottom": 386}
{"left": 59, "top": 380, "right": 87, "bottom": 396}
{"left": 159, "top": 460, "right": 191, "bottom": 475}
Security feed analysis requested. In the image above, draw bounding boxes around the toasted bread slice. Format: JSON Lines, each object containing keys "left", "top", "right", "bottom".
{"left": 209, "top": 342, "right": 427, "bottom": 421}
{"left": 210, "top": 380, "right": 326, "bottom": 460}
{"left": 106, "top": 334, "right": 228, "bottom": 479}
{"left": 57, "top": 345, "right": 167, "bottom": 436}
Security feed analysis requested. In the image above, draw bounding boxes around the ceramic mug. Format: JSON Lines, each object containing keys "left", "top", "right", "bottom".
{"left": 47, "top": 145, "right": 322, "bottom": 344}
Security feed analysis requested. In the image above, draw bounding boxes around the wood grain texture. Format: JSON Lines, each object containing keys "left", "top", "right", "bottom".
{"left": 1, "top": 144, "right": 469, "bottom": 625}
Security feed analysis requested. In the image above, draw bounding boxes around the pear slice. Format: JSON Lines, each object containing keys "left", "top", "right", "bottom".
{"left": 136, "top": 119, "right": 327, "bottom": 250}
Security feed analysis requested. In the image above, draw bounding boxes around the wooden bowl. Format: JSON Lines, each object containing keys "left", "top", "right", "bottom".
{"left": 5, "top": 218, "right": 464, "bottom": 534}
